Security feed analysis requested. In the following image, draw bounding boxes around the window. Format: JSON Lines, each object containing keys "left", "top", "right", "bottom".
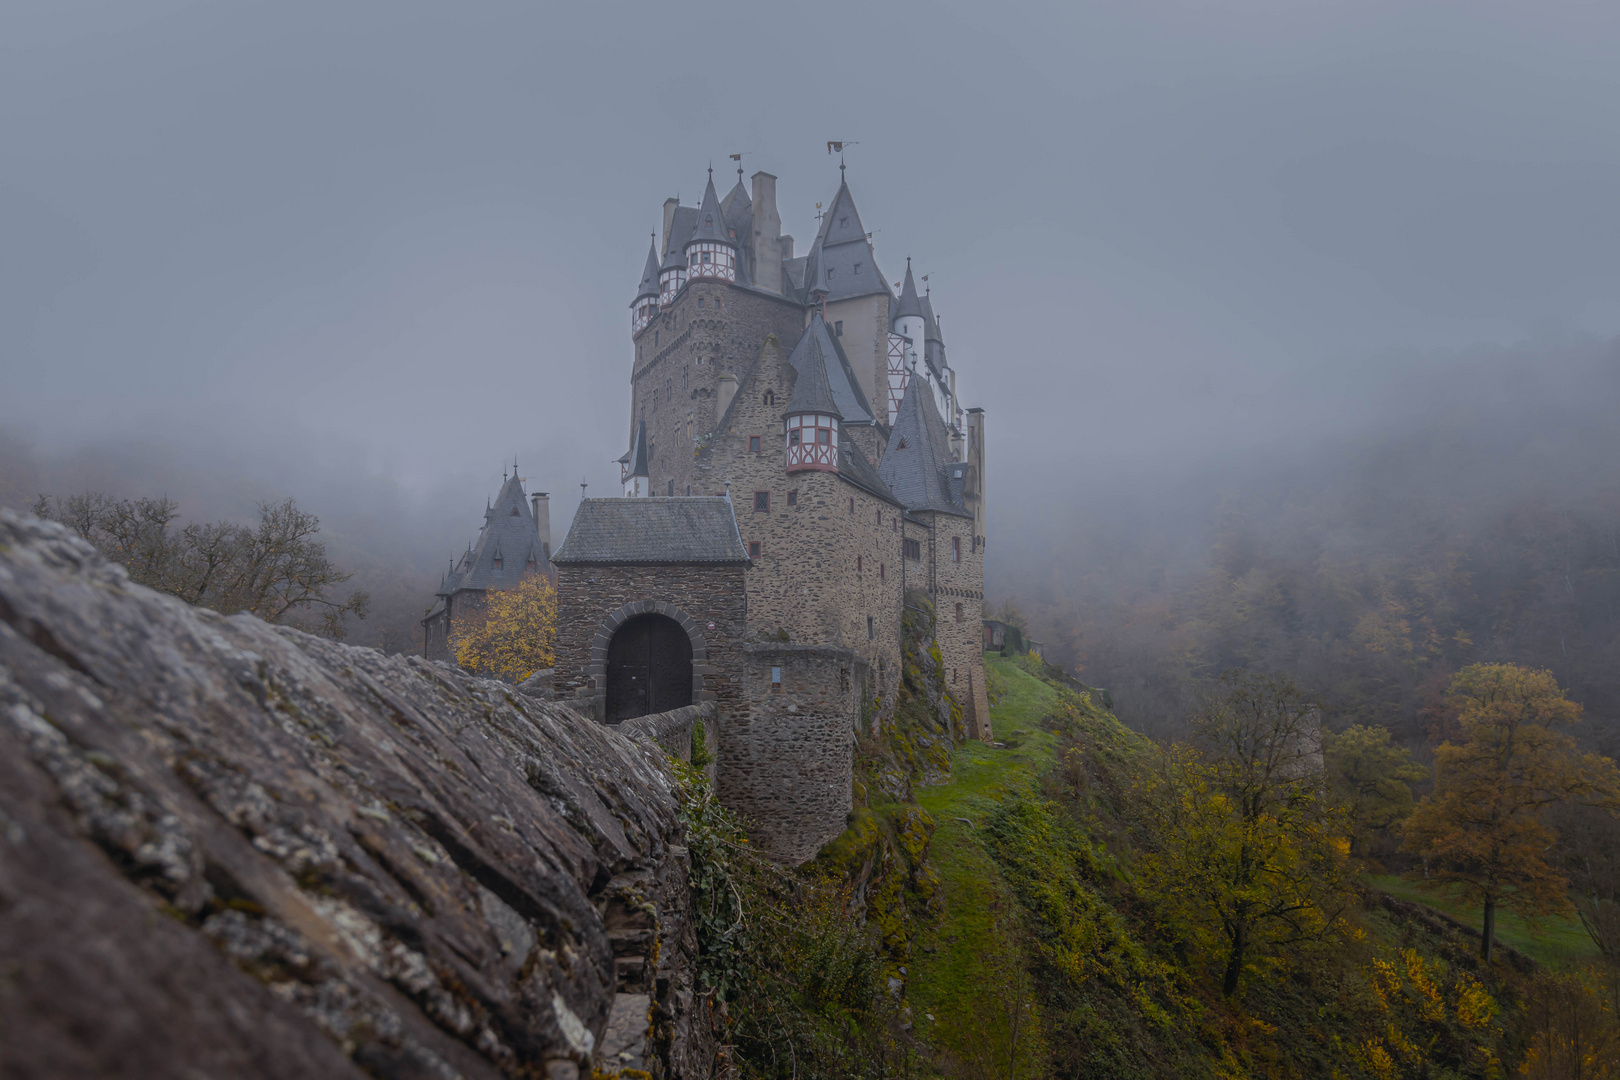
{"left": 715, "top": 298, "right": 721, "bottom": 309}
{"left": 880, "top": 563, "right": 885, "bottom": 581}
{"left": 702, "top": 251, "right": 711, "bottom": 264}
{"left": 953, "top": 536, "right": 961, "bottom": 563}
{"left": 896, "top": 437, "right": 908, "bottom": 450}
{"left": 868, "top": 616, "right": 874, "bottom": 640}
{"left": 668, "top": 479, "right": 674, "bottom": 497}
{"left": 877, "top": 510, "right": 882, "bottom": 526}
{"left": 654, "top": 331, "right": 659, "bottom": 346}
{"left": 816, "top": 427, "right": 830, "bottom": 445}
{"left": 955, "top": 602, "right": 964, "bottom": 623}
{"left": 857, "top": 555, "right": 862, "bottom": 573}
{"left": 749, "top": 435, "right": 761, "bottom": 452}
{"left": 786, "top": 491, "right": 797, "bottom": 506}
{"left": 826, "top": 268, "right": 835, "bottom": 279}
{"left": 771, "top": 665, "right": 781, "bottom": 689}
{"left": 749, "top": 541, "right": 761, "bottom": 559}
{"left": 753, "top": 491, "right": 769, "bottom": 512}
{"left": 854, "top": 262, "right": 862, "bottom": 274}
{"left": 849, "top": 497, "right": 855, "bottom": 514}
{"left": 835, "top": 320, "right": 843, "bottom": 336}
{"left": 686, "top": 485, "right": 691, "bottom": 496}
{"left": 492, "top": 556, "right": 503, "bottom": 569}
{"left": 789, "top": 428, "right": 799, "bottom": 445}
{"left": 903, "top": 538, "right": 921, "bottom": 561}
{"left": 840, "top": 216, "right": 848, "bottom": 227}
{"left": 763, "top": 390, "right": 775, "bottom": 406}
{"left": 698, "top": 297, "right": 704, "bottom": 308}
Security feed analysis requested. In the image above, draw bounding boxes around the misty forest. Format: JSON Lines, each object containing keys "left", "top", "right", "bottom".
{"left": 6, "top": 4, "right": 1620, "bottom": 1080}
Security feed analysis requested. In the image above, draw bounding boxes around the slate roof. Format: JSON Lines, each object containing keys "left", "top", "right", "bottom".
{"left": 805, "top": 237, "right": 829, "bottom": 299}
{"left": 686, "top": 172, "right": 733, "bottom": 248}
{"left": 436, "top": 472, "right": 552, "bottom": 597}
{"left": 808, "top": 175, "right": 889, "bottom": 303}
{"left": 839, "top": 437, "right": 901, "bottom": 507}
{"left": 624, "top": 420, "right": 650, "bottom": 479}
{"left": 894, "top": 260, "right": 924, "bottom": 322}
{"left": 551, "top": 497, "right": 750, "bottom": 564}
{"left": 921, "top": 291, "right": 943, "bottom": 344}
{"left": 783, "top": 332, "right": 841, "bottom": 418}
{"left": 661, "top": 207, "right": 697, "bottom": 272}
{"left": 877, "top": 376, "right": 972, "bottom": 518}
{"left": 786, "top": 312, "right": 875, "bottom": 425}
{"left": 632, "top": 236, "right": 661, "bottom": 304}
{"left": 817, "top": 176, "right": 868, "bottom": 248}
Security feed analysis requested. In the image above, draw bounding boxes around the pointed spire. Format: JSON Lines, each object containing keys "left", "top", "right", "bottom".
{"left": 784, "top": 332, "right": 842, "bottom": 419}
{"left": 625, "top": 420, "right": 650, "bottom": 479}
{"left": 807, "top": 236, "right": 829, "bottom": 301}
{"left": 817, "top": 171, "right": 869, "bottom": 248}
{"left": 633, "top": 233, "right": 660, "bottom": 302}
{"left": 895, "top": 257, "right": 925, "bottom": 322}
{"left": 686, "top": 169, "right": 732, "bottom": 248}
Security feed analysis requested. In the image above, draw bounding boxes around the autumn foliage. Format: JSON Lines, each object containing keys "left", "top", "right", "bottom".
{"left": 1402, "top": 663, "right": 1620, "bottom": 961}
{"left": 451, "top": 574, "right": 557, "bottom": 682}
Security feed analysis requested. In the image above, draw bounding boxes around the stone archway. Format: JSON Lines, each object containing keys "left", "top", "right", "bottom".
{"left": 584, "top": 600, "right": 709, "bottom": 725}
{"left": 605, "top": 613, "right": 692, "bottom": 723}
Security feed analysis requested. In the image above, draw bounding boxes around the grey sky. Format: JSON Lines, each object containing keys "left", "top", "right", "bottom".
{"left": 4, "top": 1, "right": 1619, "bottom": 552}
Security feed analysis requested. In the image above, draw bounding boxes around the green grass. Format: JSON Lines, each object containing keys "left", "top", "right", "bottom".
{"left": 905, "top": 654, "right": 1059, "bottom": 1062}
{"left": 1368, "top": 873, "right": 1599, "bottom": 969}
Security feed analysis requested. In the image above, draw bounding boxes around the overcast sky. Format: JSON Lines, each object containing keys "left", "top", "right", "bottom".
{"left": 4, "top": 1, "right": 1619, "bottom": 549}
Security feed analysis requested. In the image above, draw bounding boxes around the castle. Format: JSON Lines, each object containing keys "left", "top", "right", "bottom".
{"left": 432, "top": 163, "right": 988, "bottom": 861}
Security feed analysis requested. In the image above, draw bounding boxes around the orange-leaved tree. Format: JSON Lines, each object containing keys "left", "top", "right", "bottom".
{"left": 1402, "top": 663, "right": 1620, "bottom": 962}
{"left": 452, "top": 575, "right": 557, "bottom": 682}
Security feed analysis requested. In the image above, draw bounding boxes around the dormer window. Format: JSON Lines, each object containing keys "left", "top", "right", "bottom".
{"left": 492, "top": 557, "right": 503, "bottom": 570}
{"left": 827, "top": 268, "right": 835, "bottom": 279}
{"left": 840, "top": 217, "right": 848, "bottom": 227}
{"left": 854, "top": 262, "right": 862, "bottom": 274}
{"left": 835, "top": 320, "right": 843, "bottom": 336}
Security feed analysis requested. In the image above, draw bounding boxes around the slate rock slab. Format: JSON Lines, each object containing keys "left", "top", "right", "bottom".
{"left": 0, "top": 511, "right": 711, "bottom": 1079}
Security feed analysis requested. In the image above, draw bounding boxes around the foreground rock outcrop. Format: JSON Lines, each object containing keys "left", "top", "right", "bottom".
{"left": 0, "top": 511, "right": 712, "bottom": 1079}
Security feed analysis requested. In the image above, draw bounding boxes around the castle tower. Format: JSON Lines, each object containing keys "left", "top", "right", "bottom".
{"left": 684, "top": 169, "right": 738, "bottom": 284}
{"left": 784, "top": 334, "right": 842, "bottom": 474}
{"left": 631, "top": 235, "right": 660, "bottom": 335}
{"left": 891, "top": 259, "right": 925, "bottom": 424}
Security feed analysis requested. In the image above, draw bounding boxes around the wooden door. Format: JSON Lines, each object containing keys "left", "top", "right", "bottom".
{"left": 605, "top": 614, "right": 693, "bottom": 724}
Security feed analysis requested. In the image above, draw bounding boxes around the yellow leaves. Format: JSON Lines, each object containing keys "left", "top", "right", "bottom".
{"left": 1360, "top": 1038, "right": 1397, "bottom": 1080}
{"left": 451, "top": 574, "right": 558, "bottom": 683}
{"left": 1452, "top": 972, "right": 1497, "bottom": 1030}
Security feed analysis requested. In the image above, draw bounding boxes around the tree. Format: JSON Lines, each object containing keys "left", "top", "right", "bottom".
{"left": 1322, "top": 724, "right": 1427, "bottom": 860}
{"left": 1402, "top": 663, "right": 1620, "bottom": 962}
{"left": 451, "top": 574, "right": 557, "bottom": 682}
{"left": 33, "top": 492, "right": 368, "bottom": 638}
{"left": 1137, "top": 671, "right": 1355, "bottom": 996}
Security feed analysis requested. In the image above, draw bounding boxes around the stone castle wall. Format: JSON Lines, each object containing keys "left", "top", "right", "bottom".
{"left": 723, "top": 644, "right": 860, "bottom": 862}
{"left": 552, "top": 562, "right": 747, "bottom": 724}
{"left": 629, "top": 279, "right": 803, "bottom": 498}
{"left": 909, "top": 508, "right": 991, "bottom": 739}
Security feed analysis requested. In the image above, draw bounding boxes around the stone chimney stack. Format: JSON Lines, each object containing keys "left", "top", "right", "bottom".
{"left": 661, "top": 197, "right": 679, "bottom": 258}
{"left": 530, "top": 492, "right": 551, "bottom": 560}
{"left": 750, "top": 172, "right": 782, "bottom": 294}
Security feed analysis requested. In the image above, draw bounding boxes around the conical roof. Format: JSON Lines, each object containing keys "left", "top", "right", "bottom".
{"left": 786, "top": 311, "right": 875, "bottom": 424}
{"left": 806, "top": 237, "right": 829, "bottom": 297}
{"left": 685, "top": 170, "right": 734, "bottom": 248}
{"left": 921, "top": 291, "right": 943, "bottom": 343}
{"left": 625, "top": 420, "right": 650, "bottom": 479}
{"left": 435, "top": 469, "right": 551, "bottom": 596}
{"left": 632, "top": 235, "right": 661, "bottom": 303}
{"left": 783, "top": 333, "right": 842, "bottom": 418}
{"left": 817, "top": 175, "right": 868, "bottom": 248}
{"left": 877, "top": 376, "right": 971, "bottom": 518}
{"left": 894, "top": 259, "right": 924, "bottom": 322}
{"left": 661, "top": 205, "right": 697, "bottom": 272}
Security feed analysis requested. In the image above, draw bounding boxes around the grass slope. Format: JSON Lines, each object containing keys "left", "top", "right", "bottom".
{"left": 1369, "top": 874, "right": 1597, "bottom": 969}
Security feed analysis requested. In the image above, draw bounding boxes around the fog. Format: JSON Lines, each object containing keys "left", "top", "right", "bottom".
{"left": 4, "top": 2, "right": 1619, "bottom": 706}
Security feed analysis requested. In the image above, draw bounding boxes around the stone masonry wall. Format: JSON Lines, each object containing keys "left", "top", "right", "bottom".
{"left": 692, "top": 339, "right": 905, "bottom": 716}
{"left": 910, "top": 509, "right": 991, "bottom": 739}
{"left": 553, "top": 562, "right": 747, "bottom": 725}
{"left": 823, "top": 291, "right": 891, "bottom": 423}
{"left": 629, "top": 279, "right": 803, "bottom": 496}
{"left": 723, "top": 645, "right": 860, "bottom": 863}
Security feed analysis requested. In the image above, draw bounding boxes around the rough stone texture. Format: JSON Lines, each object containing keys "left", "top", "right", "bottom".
{"left": 0, "top": 511, "right": 712, "bottom": 1080}
{"left": 724, "top": 645, "right": 859, "bottom": 863}
{"left": 905, "top": 509, "right": 990, "bottom": 740}
{"left": 629, "top": 278, "right": 804, "bottom": 494}
{"left": 553, "top": 562, "right": 747, "bottom": 726}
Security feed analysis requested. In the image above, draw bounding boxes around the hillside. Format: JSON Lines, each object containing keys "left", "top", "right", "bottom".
{"left": 711, "top": 629, "right": 1592, "bottom": 1079}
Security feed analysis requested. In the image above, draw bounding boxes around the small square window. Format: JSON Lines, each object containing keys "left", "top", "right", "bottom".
{"left": 854, "top": 262, "right": 861, "bottom": 274}
{"left": 749, "top": 541, "right": 761, "bottom": 559}
{"left": 749, "top": 435, "right": 761, "bottom": 452}
{"left": 753, "top": 491, "right": 769, "bottom": 512}
{"left": 787, "top": 491, "right": 797, "bottom": 506}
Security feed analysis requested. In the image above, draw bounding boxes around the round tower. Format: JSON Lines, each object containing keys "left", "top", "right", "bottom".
{"left": 684, "top": 168, "right": 738, "bottom": 284}
{"left": 783, "top": 334, "right": 841, "bottom": 474}
{"left": 631, "top": 234, "right": 661, "bottom": 335}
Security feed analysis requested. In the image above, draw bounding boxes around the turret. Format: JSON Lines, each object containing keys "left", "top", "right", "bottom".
{"left": 659, "top": 204, "right": 694, "bottom": 303}
{"left": 684, "top": 169, "right": 738, "bottom": 283}
{"left": 621, "top": 420, "right": 650, "bottom": 497}
{"left": 631, "top": 235, "right": 660, "bottom": 335}
{"left": 783, "top": 335, "right": 841, "bottom": 474}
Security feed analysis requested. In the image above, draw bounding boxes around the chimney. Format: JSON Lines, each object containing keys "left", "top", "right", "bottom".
{"left": 530, "top": 492, "right": 551, "bottom": 561}
{"left": 965, "top": 408, "right": 986, "bottom": 547}
{"left": 716, "top": 373, "right": 739, "bottom": 420}
{"left": 750, "top": 171, "right": 782, "bottom": 294}
{"left": 661, "top": 197, "right": 679, "bottom": 258}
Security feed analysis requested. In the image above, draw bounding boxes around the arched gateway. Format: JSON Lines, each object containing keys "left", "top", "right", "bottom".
{"left": 605, "top": 612, "right": 693, "bottom": 723}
